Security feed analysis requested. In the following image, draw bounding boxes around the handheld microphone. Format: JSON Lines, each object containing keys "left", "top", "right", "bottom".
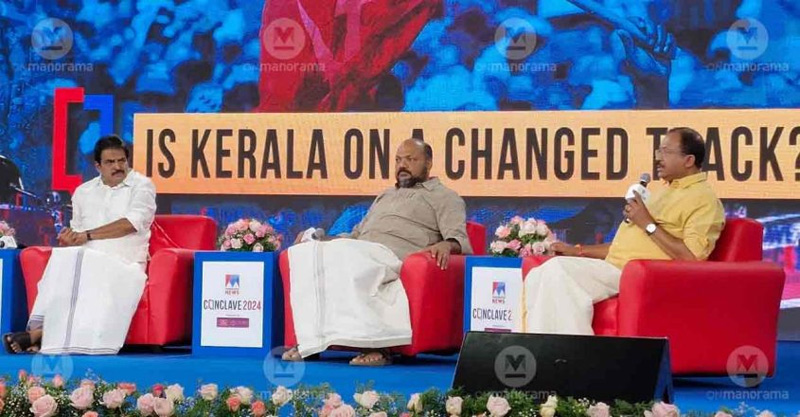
{"left": 624, "top": 173, "right": 651, "bottom": 223}
{"left": 300, "top": 227, "right": 326, "bottom": 242}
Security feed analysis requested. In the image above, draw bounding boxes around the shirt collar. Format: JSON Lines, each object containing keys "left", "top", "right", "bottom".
{"left": 96, "top": 170, "right": 134, "bottom": 189}
{"left": 668, "top": 172, "right": 707, "bottom": 189}
{"left": 418, "top": 177, "right": 440, "bottom": 191}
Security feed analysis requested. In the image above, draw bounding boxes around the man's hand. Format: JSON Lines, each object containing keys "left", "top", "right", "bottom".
{"left": 422, "top": 241, "right": 454, "bottom": 270}
{"left": 549, "top": 241, "right": 579, "bottom": 256}
{"left": 57, "top": 228, "right": 88, "bottom": 247}
{"left": 624, "top": 191, "right": 656, "bottom": 230}
{"left": 294, "top": 231, "right": 305, "bottom": 245}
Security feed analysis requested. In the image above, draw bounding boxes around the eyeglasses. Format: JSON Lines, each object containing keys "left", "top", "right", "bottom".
{"left": 654, "top": 148, "right": 685, "bottom": 158}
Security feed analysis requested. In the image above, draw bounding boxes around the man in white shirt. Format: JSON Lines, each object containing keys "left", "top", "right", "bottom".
{"left": 4, "top": 135, "right": 156, "bottom": 355}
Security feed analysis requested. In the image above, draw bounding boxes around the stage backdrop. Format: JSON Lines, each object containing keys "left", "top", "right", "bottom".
{"left": 1, "top": 0, "right": 800, "bottom": 334}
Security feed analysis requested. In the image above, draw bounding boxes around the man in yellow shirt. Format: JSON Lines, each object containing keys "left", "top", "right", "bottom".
{"left": 524, "top": 127, "right": 725, "bottom": 334}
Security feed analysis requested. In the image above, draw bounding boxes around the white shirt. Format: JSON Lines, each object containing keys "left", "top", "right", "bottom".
{"left": 70, "top": 170, "right": 157, "bottom": 265}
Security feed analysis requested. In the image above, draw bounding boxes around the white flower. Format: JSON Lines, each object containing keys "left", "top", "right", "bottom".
{"left": 249, "top": 220, "right": 262, "bottom": 233}
{"left": 535, "top": 222, "right": 550, "bottom": 237}
{"left": 271, "top": 386, "right": 293, "bottom": 407}
{"left": 756, "top": 412, "right": 775, "bottom": 417}
{"left": 539, "top": 395, "right": 558, "bottom": 417}
{"left": 446, "top": 397, "right": 463, "bottom": 416}
{"left": 486, "top": 396, "right": 511, "bottom": 417}
{"left": 165, "top": 384, "right": 184, "bottom": 403}
{"left": 230, "top": 386, "right": 253, "bottom": 405}
{"left": 407, "top": 393, "right": 423, "bottom": 413}
{"left": 231, "top": 238, "right": 242, "bottom": 249}
{"left": 519, "top": 220, "right": 538, "bottom": 237}
{"left": 198, "top": 384, "right": 218, "bottom": 401}
{"left": 253, "top": 243, "right": 264, "bottom": 252}
{"left": 354, "top": 390, "right": 380, "bottom": 409}
{"left": 489, "top": 241, "right": 508, "bottom": 254}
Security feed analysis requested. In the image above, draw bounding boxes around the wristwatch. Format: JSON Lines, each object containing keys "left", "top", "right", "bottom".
{"left": 645, "top": 223, "right": 658, "bottom": 236}
{"left": 86, "top": 231, "right": 93, "bottom": 241}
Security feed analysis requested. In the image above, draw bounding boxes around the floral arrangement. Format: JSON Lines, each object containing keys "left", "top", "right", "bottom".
{"left": 489, "top": 216, "right": 555, "bottom": 258}
{"left": 218, "top": 218, "right": 282, "bottom": 253}
{"left": 0, "top": 221, "right": 15, "bottom": 237}
{"left": 0, "top": 371, "right": 783, "bottom": 417}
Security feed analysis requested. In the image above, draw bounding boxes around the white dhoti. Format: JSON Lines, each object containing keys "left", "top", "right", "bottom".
{"left": 288, "top": 239, "right": 412, "bottom": 358}
{"left": 524, "top": 257, "right": 622, "bottom": 335}
{"left": 28, "top": 247, "right": 147, "bottom": 355}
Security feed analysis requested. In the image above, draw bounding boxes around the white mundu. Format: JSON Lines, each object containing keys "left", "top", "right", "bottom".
{"left": 288, "top": 239, "right": 412, "bottom": 358}
{"left": 28, "top": 171, "right": 156, "bottom": 354}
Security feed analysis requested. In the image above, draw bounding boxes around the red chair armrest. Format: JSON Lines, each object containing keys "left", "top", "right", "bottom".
{"left": 617, "top": 260, "right": 785, "bottom": 374}
{"left": 521, "top": 255, "right": 554, "bottom": 277}
{"left": 147, "top": 248, "right": 198, "bottom": 342}
{"left": 400, "top": 253, "right": 467, "bottom": 354}
{"left": 19, "top": 246, "right": 53, "bottom": 314}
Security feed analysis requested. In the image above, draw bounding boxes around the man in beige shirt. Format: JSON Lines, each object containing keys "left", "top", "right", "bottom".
{"left": 284, "top": 139, "right": 472, "bottom": 365}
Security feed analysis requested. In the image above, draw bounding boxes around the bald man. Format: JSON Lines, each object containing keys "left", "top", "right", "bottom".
{"left": 283, "top": 139, "right": 473, "bottom": 365}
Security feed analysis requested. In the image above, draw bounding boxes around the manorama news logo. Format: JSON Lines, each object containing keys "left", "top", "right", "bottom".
{"left": 225, "top": 274, "right": 241, "bottom": 296}
{"left": 492, "top": 281, "right": 506, "bottom": 304}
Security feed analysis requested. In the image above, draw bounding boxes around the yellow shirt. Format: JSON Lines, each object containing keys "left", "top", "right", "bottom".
{"left": 605, "top": 172, "right": 725, "bottom": 269}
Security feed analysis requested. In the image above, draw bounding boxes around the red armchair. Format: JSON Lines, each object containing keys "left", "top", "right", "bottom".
{"left": 20, "top": 214, "right": 217, "bottom": 346}
{"left": 279, "top": 221, "right": 487, "bottom": 356}
{"left": 522, "top": 218, "right": 786, "bottom": 376}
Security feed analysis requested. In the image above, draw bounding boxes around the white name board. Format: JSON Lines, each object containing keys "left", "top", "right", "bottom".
{"left": 469, "top": 266, "right": 523, "bottom": 332}
{"left": 200, "top": 261, "right": 265, "bottom": 348}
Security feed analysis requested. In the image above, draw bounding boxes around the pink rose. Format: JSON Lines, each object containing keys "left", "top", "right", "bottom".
{"left": 252, "top": 400, "right": 268, "bottom": 417}
{"left": 28, "top": 386, "right": 46, "bottom": 404}
{"left": 101, "top": 388, "right": 126, "bottom": 409}
{"left": 255, "top": 228, "right": 266, "bottom": 238}
{"left": 27, "top": 375, "right": 42, "bottom": 386}
{"left": 69, "top": 387, "right": 94, "bottom": 410}
{"left": 510, "top": 216, "right": 524, "bottom": 225}
{"left": 0, "top": 381, "right": 6, "bottom": 398}
{"left": 80, "top": 380, "right": 96, "bottom": 392}
{"left": 18, "top": 369, "right": 27, "bottom": 382}
{"left": 198, "top": 384, "right": 218, "bottom": 401}
{"left": 118, "top": 382, "right": 137, "bottom": 395}
{"left": 0, "top": 398, "right": 4, "bottom": 412}
{"left": 519, "top": 244, "right": 533, "bottom": 258}
{"left": 588, "top": 402, "right": 610, "bottom": 417}
{"left": 225, "top": 224, "right": 236, "bottom": 235}
{"left": 30, "top": 394, "right": 58, "bottom": 417}
{"left": 226, "top": 395, "right": 242, "bottom": 412}
{"left": 325, "top": 393, "right": 343, "bottom": 408}
{"left": 151, "top": 384, "right": 164, "bottom": 397}
{"left": 153, "top": 397, "right": 175, "bottom": 417}
{"left": 244, "top": 233, "right": 256, "bottom": 245}
{"left": 648, "top": 402, "right": 680, "bottom": 417}
{"left": 236, "top": 220, "right": 248, "bottom": 232}
{"left": 506, "top": 239, "right": 521, "bottom": 252}
{"left": 330, "top": 404, "right": 356, "bottom": 417}
{"left": 494, "top": 225, "right": 511, "bottom": 239}
{"left": 51, "top": 375, "right": 64, "bottom": 389}
{"left": 222, "top": 240, "right": 232, "bottom": 250}
{"left": 714, "top": 412, "right": 733, "bottom": 417}
{"left": 321, "top": 404, "right": 335, "bottom": 417}
{"left": 137, "top": 393, "right": 156, "bottom": 416}
{"left": 486, "top": 396, "right": 511, "bottom": 417}
{"left": 82, "top": 412, "right": 99, "bottom": 417}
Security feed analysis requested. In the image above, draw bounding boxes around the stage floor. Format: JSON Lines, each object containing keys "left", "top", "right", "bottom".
{"left": 1, "top": 342, "right": 798, "bottom": 413}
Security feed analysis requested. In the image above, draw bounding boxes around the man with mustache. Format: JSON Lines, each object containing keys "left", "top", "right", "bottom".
{"left": 283, "top": 138, "right": 472, "bottom": 365}
{"left": 4, "top": 135, "right": 156, "bottom": 354}
{"left": 523, "top": 127, "right": 724, "bottom": 335}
